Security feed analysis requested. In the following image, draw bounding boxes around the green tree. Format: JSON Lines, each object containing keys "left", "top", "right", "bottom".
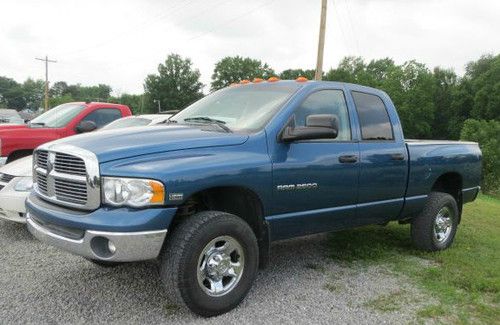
{"left": 22, "top": 78, "right": 44, "bottom": 110}
{"left": 460, "top": 119, "right": 500, "bottom": 194}
{"left": 432, "top": 67, "right": 458, "bottom": 139}
{"left": 279, "top": 69, "right": 315, "bottom": 80}
{"left": 144, "top": 54, "right": 204, "bottom": 112}
{"left": 0, "top": 76, "right": 24, "bottom": 109}
{"left": 110, "top": 93, "right": 144, "bottom": 115}
{"left": 211, "top": 56, "right": 275, "bottom": 91}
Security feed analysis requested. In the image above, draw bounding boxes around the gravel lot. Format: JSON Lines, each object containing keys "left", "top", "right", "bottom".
{"left": 0, "top": 219, "right": 433, "bottom": 324}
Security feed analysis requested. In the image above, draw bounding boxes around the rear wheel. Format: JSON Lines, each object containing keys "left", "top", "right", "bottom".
{"left": 159, "top": 211, "right": 259, "bottom": 317}
{"left": 411, "top": 192, "right": 459, "bottom": 251}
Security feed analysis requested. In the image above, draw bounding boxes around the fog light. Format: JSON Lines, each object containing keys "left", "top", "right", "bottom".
{"left": 108, "top": 240, "right": 116, "bottom": 254}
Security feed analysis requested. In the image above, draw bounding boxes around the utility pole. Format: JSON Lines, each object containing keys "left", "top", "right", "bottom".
{"left": 314, "top": 0, "right": 328, "bottom": 80}
{"left": 35, "top": 55, "right": 57, "bottom": 111}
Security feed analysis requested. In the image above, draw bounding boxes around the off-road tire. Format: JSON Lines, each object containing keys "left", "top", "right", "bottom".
{"left": 159, "top": 211, "right": 259, "bottom": 317}
{"left": 411, "top": 192, "right": 459, "bottom": 251}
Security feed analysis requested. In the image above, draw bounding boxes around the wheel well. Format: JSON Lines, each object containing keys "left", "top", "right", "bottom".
{"left": 172, "top": 186, "right": 270, "bottom": 268}
{"left": 7, "top": 149, "right": 33, "bottom": 163}
{"left": 431, "top": 172, "right": 463, "bottom": 221}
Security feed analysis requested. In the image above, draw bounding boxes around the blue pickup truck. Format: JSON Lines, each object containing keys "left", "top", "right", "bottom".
{"left": 26, "top": 80, "right": 481, "bottom": 316}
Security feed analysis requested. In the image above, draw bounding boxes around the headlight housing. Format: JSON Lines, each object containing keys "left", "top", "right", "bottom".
{"left": 102, "top": 177, "right": 165, "bottom": 207}
{"left": 14, "top": 177, "right": 33, "bottom": 192}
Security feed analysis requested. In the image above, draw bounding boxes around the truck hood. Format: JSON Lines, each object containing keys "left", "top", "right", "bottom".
{"left": 48, "top": 124, "right": 249, "bottom": 163}
{"left": 0, "top": 155, "right": 32, "bottom": 177}
{"left": 0, "top": 124, "right": 28, "bottom": 131}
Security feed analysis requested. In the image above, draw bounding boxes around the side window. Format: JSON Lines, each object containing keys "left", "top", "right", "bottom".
{"left": 294, "top": 90, "right": 351, "bottom": 141}
{"left": 82, "top": 109, "right": 122, "bottom": 129}
{"left": 352, "top": 91, "right": 394, "bottom": 140}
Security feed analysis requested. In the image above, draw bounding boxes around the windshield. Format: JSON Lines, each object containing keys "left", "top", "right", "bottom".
{"left": 29, "top": 103, "right": 86, "bottom": 128}
{"left": 171, "top": 83, "right": 301, "bottom": 132}
{"left": 101, "top": 117, "right": 152, "bottom": 130}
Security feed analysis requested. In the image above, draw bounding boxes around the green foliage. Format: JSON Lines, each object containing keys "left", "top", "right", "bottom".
{"left": 144, "top": 53, "right": 204, "bottom": 113}
{"left": 460, "top": 119, "right": 500, "bottom": 194}
{"left": 110, "top": 94, "right": 144, "bottom": 115}
{"left": 211, "top": 56, "right": 275, "bottom": 91}
{"left": 0, "top": 76, "right": 44, "bottom": 110}
{"left": 325, "top": 57, "right": 436, "bottom": 138}
{"left": 279, "top": 69, "right": 315, "bottom": 80}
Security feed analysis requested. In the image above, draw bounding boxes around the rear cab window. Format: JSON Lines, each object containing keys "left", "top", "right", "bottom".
{"left": 351, "top": 91, "right": 394, "bottom": 141}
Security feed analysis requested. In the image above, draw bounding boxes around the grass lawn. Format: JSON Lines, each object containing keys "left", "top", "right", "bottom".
{"left": 328, "top": 194, "right": 500, "bottom": 324}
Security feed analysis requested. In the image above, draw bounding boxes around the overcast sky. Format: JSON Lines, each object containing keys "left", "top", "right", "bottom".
{"left": 1, "top": 0, "right": 499, "bottom": 95}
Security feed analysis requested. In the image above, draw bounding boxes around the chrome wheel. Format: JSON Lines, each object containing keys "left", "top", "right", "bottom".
{"left": 433, "top": 206, "right": 453, "bottom": 243}
{"left": 197, "top": 235, "right": 244, "bottom": 297}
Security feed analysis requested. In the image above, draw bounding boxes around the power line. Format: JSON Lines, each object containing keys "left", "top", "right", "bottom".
{"left": 35, "top": 55, "right": 57, "bottom": 111}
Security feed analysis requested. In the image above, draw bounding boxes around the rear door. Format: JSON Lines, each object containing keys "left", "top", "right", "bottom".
{"left": 351, "top": 91, "right": 408, "bottom": 223}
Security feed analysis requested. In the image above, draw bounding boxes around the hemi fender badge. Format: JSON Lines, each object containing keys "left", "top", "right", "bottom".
{"left": 169, "top": 193, "right": 184, "bottom": 201}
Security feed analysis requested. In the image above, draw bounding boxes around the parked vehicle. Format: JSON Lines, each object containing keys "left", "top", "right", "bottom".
{"left": 0, "top": 109, "right": 25, "bottom": 125}
{"left": 26, "top": 80, "right": 481, "bottom": 317}
{"left": 0, "top": 114, "right": 168, "bottom": 223}
{"left": 0, "top": 102, "right": 131, "bottom": 165}
{"left": 0, "top": 156, "right": 32, "bottom": 222}
{"left": 101, "top": 114, "right": 172, "bottom": 130}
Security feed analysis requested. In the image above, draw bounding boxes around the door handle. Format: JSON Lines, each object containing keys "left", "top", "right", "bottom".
{"left": 339, "top": 155, "right": 358, "bottom": 163}
{"left": 390, "top": 153, "right": 405, "bottom": 161}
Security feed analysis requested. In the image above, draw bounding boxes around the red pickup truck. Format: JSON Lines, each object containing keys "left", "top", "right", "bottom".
{"left": 0, "top": 102, "right": 131, "bottom": 165}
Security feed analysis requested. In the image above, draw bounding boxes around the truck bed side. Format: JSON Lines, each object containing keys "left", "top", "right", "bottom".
{"left": 401, "top": 140, "right": 481, "bottom": 217}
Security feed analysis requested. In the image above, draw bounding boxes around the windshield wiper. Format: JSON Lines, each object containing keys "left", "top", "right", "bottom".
{"left": 183, "top": 117, "right": 231, "bottom": 132}
{"left": 29, "top": 122, "right": 45, "bottom": 127}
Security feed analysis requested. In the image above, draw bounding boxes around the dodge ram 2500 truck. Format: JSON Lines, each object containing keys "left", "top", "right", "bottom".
{"left": 0, "top": 102, "right": 131, "bottom": 165}
{"left": 26, "top": 80, "right": 481, "bottom": 317}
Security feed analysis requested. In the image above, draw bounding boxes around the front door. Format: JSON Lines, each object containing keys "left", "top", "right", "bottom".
{"left": 269, "top": 89, "right": 360, "bottom": 240}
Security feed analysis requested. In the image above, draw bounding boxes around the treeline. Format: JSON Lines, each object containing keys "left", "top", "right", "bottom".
{"left": 0, "top": 53, "right": 498, "bottom": 193}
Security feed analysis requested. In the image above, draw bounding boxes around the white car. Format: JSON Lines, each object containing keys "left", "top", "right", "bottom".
{"left": 0, "top": 114, "right": 173, "bottom": 223}
{"left": 0, "top": 156, "right": 32, "bottom": 222}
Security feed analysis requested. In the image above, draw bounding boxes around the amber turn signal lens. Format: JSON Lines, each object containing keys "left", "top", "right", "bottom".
{"left": 149, "top": 180, "right": 165, "bottom": 204}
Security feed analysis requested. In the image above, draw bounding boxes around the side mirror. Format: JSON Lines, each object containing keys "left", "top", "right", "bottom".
{"left": 76, "top": 120, "right": 97, "bottom": 133}
{"left": 281, "top": 114, "right": 338, "bottom": 142}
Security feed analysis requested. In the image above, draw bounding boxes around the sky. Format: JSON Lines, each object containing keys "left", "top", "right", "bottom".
{"left": 1, "top": 0, "right": 499, "bottom": 95}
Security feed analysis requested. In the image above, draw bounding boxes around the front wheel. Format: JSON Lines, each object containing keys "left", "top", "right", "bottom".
{"left": 411, "top": 192, "right": 459, "bottom": 251}
{"left": 159, "top": 211, "right": 259, "bottom": 317}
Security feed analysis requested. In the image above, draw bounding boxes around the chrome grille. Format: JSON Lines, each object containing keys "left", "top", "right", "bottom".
{"left": 54, "top": 152, "right": 86, "bottom": 176}
{"left": 55, "top": 179, "right": 87, "bottom": 204}
{"left": 36, "top": 172, "right": 48, "bottom": 195}
{"left": 37, "top": 150, "right": 48, "bottom": 169}
{"left": 33, "top": 144, "right": 100, "bottom": 210}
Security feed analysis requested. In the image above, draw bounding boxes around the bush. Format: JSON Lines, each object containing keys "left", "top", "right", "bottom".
{"left": 460, "top": 119, "right": 500, "bottom": 194}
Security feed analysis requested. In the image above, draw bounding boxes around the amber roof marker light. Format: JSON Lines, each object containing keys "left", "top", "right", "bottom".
{"left": 239, "top": 79, "right": 251, "bottom": 84}
{"left": 253, "top": 78, "right": 264, "bottom": 83}
{"left": 296, "top": 76, "right": 309, "bottom": 82}
{"left": 267, "top": 77, "right": 280, "bottom": 82}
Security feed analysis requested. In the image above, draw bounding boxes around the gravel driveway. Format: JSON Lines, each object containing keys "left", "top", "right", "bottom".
{"left": 0, "top": 219, "right": 432, "bottom": 324}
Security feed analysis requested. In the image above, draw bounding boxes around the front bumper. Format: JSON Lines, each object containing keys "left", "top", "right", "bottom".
{"left": 26, "top": 194, "right": 178, "bottom": 262}
{"left": 27, "top": 213, "right": 168, "bottom": 262}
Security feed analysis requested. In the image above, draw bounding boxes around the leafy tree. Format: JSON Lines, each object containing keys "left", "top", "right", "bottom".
{"left": 432, "top": 67, "right": 458, "bottom": 139}
{"left": 22, "top": 78, "right": 44, "bottom": 110}
{"left": 144, "top": 53, "right": 204, "bottom": 112}
{"left": 461, "top": 119, "right": 500, "bottom": 194}
{"left": 279, "top": 69, "right": 315, "bottom": 80}
{"left": 0, "top": 76, "right": 24, "bottom": 109}
{"left": 211, "top": 56, "right": 275, "bottom": 90}
{"left": 110, "top": 93, "right": 144, "bottom": 115}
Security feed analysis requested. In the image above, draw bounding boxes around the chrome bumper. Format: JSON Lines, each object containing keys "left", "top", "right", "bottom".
{"left": 26, "top": 212, "right": 167, "bottom": 262}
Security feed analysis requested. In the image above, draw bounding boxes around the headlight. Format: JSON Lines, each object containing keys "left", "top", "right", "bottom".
{"left": 102, "top": 177, "right": 165, "bottom": 207}
{"left": 14, "top": 177, "right": 33, "bottom": 192}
